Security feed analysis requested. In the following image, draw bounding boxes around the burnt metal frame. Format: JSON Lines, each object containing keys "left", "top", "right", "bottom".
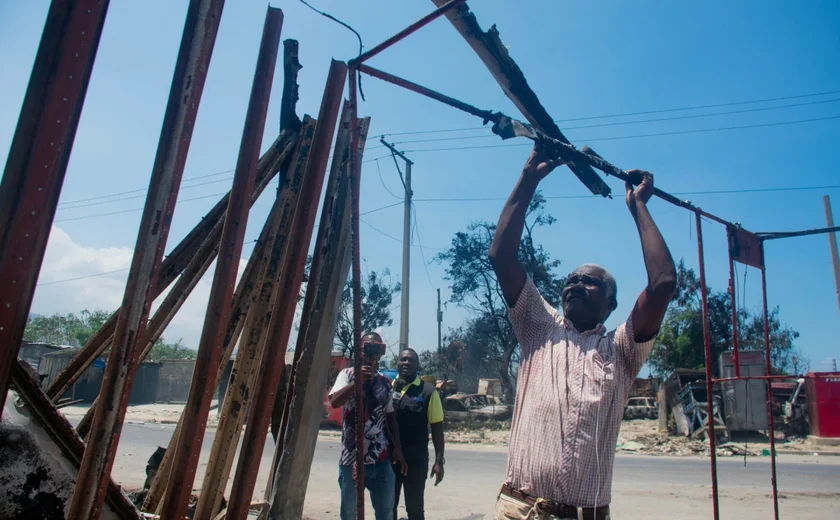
{"left": 342, "top": 2, "right": 838, "bottom": 519}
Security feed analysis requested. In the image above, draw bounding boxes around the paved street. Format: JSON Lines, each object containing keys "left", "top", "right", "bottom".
{"left": 108, "top": 422, "right": 839, "bottom": 519}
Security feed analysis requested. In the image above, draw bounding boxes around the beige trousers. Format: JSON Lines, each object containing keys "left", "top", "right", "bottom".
{"left": 494, "top": 493, "right": 611, "bottom": 520}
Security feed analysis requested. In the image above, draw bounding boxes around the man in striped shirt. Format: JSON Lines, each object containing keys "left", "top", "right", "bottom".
{"left": 488, "top": 144, "right": 676, "bottom": 520}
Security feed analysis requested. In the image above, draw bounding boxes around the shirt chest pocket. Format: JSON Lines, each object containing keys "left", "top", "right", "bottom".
{"left": 400, "top": 395, "right": 426, "bottom": 415}
{"left": 582, "top": 351, "right": 617, "bottom": 404}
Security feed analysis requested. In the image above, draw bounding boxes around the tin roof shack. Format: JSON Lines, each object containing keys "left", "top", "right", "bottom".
{"left": 39, "top": 349, "right": 104, "bottom": 402}
{"left": 658, "top": 369, "right": 705, "bottom": 434}
{"left": 719, "top": 351, "right": 769, "bottom": 433}
{"left": 18, "top": 341, "right": 69, "bottom": 371}
{"left": 806, "top": 372, "right": 840, "bottom": 444}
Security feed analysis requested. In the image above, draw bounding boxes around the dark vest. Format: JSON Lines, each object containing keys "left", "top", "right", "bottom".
{"left": 394, "top": 379, "right": 436, "bottom": 461}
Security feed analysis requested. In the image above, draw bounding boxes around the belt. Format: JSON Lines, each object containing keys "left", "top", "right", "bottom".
{"left": 500, "top": 485, "right": 610, "bottom": 520}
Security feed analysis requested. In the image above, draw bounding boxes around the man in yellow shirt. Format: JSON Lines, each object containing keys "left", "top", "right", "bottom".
{"left": 391, "top": 348, "right": 445, "bottom": 520}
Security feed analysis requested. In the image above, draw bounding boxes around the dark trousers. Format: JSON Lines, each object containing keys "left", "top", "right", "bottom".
{"left": 393, "top": 457, "right": 428, "bottom": 520}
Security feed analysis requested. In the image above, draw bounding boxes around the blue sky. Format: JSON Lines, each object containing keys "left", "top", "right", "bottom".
{"left": 2, "top": 1, "right": 839, "bottom": 372}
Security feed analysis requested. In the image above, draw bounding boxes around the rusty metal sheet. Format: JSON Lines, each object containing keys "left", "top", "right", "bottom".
{"left": 728, "top": 225, "right": 764, "bottom": 270}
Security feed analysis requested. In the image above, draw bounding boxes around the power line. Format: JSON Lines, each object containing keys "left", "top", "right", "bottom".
{"left": 376, "top": 159, "right": 402, "bottom": 200}
{"left": 58, "top": 176, "right": 236, "bottom": 210}
{"left": 58, "top": 169, "right": 234, "bottom": 207}
{"left": 411, "top": 203, "right": 435, "bottom": 287}
{"left": 361, "top": 218, "right": 447, "bottom": 250}
{"left": 366, "top": 97, "right": 840, "bottom": 149}
{"left": 388, "top": 115, "right": 840, "bottom": 155}
{"left": 377, "top": 89, "right": 840, "bottom": 137}
{"left": 36, "top": 268, "right": 130, "bottom": 287}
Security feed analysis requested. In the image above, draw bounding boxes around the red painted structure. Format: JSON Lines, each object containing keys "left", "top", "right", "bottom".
{"left": 806, "top": 372, "right": 840, "bottom": 438}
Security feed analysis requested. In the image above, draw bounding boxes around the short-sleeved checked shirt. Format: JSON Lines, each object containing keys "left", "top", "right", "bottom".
{"left": 504, "top": 277, "right": 655, "bottom": 507}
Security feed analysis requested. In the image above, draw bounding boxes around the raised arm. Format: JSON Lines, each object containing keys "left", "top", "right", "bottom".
{"left": 626, "top": 171, "right": 677, "bottom": 342}
{"left": 489, "top": 144, "right": 566, "bottom": 307}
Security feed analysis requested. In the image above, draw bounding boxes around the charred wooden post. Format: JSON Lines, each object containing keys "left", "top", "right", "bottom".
{"left": 68, "top": 1, "right": 226, "bottom": 516}
{"left": 0, "top": 0, "right": 109, "bottom": 414}
{"left": 10, "top": 361, "right": 140, "bottom": 519}
{"left": 193, "top": 117, "right": 317, "bottom": 520}
{"left": 223, "top": 59, "right": 347, "bottom": 519}
{"left": 430, "top": 0, "right": 610, "bottom": 197}
{"left": 268, "top": 112, "right": 371, "bottom": 519}
{"left": 157, "top": 8, "right": 284, "bottom": 519}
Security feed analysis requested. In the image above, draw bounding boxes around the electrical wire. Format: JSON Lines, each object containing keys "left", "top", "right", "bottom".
{"left": 378, "top": 89, "right": 840, "bottom": 137}
{"left": 376, "top": 158, "right": 402, "bottom": 200}
{"left": 383, "top": 115, "right": 840, "bottom": 155}
{"left": 411, "top": 203, "right": 435, "bottom": 287}
{"left": 368, "top": 97, "right": 840, "bottom": 149}
{"left": 295, "top": 0, "right": 365, "bottom": 100}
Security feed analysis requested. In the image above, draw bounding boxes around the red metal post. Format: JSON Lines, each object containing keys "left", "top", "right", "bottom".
{"left": 223, "top": 59, "right": 347, "bottom": 520}
{"left": 348, "top": 66, "right": 366, "bottom": 520}
{"left": 0, "top": 0, "right": 109, "bottom": 414}
{"left": 727, "top": 227, "right": 741, "bottom": 378}
{"left": 157, "top": 7, "right": 283, "bottom": 519}
{"left": 761, "top": 257, "right": 781, "bottom": 520}
{"left": 351, "top": 0, "right": 468, "bottom": 66}
{"left": 695, "top": 211, "right": 720, "bottom": 520}
{"left": 68, "top": 1, "right": 225, "bottom": 516}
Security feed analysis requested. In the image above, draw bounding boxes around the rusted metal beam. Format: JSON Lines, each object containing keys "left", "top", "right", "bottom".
{"left": 194, "top": 118, "right": 317, "bottom": 520}
{"left": 224, "top": 59, "right": 347, "bottom": 520}
{"left": 695, "top": 213, "right": 720, "bottom": 520}
{"left": 348, "top": 65, "right": 366, "bottom": 520}
{"left": 45, "top": 130, "right": 295, "bottom": 403}
{"left": 142, "top": 122, "right": 311, "bottom": 516}
{"left": 69, "top": 1, "right": 226, "bottom": 516}
{"left": 430, "top": 0, "right": 610, "bottom": 197}
{"left": 157, "top": 8, "right": 284, "bottom": 519}
{"left": 268, "top": 112, "right": 371, "bottom": 519}
{"left": 351, "top": 0, "right": 468, "bottom": 66}
{"left": 760, "top": 262, "right": 781, "bottom": 520}
{"left": 0, "top": 0, "right": 109, "bottom": 414}
{"left": 358, "top": 64, "right": 497, "bottom": 123}
{"left": 10, "top": 360, "right": 140, "bottom": 519}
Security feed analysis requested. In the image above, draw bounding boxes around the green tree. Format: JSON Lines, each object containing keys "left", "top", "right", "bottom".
{"left": 334, "top": 269, "right": 401, "bottom": 356}
{"left": 24, "top": 310, "right": 112, "bottom": 347}
{"left": 648, "top": 259, "right": 803, "bottom": 376}
{"left": 435, "top": 193, "right": 564, "bottom": 402}
{"left": 146, "top": 338, "right": 197, "bottom": 362}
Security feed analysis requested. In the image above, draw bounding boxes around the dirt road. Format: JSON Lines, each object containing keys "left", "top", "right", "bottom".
{"left": 109, "top": 422, "right": 839, "bottom": 519}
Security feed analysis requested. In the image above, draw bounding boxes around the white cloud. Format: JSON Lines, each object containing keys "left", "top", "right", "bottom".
{"left": 31, "top": 226, "right": 250, "bottom": 350}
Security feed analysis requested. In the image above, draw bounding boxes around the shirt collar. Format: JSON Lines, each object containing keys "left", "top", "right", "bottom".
{"left": 399, "top": 376, "right": 422, "bottom": 395}
{"left": 559, "top": 316, "right": 606, "bottom": 336}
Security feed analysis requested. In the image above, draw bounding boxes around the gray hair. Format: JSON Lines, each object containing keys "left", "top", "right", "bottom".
{"left": 574, "top": 263, "right": 617, "bottom": 299}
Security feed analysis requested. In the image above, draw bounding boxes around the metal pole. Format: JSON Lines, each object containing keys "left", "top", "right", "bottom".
{"left": 350, "top": 0, "right": 468, "bottom": 66}
{"left": 727, "top": 228, "right": 741, "bottom": 378}
{"left": 223, "top": 60, "right": 347, "bottom": 519}
{"left": 400, "top": 161, "right": 412, "bottom": 349}
{"left": 823, "top": 195, "right": 840, "bottom": 317}
{"left": 348, "top": 64, "right": 366, "bottom": 520}
{"left": 695, "top": 211, "right": 720, "bottom": 520}
{"left": 157, "top": 8, "right": 283, "bottom": 519}
{"left": 761, "top": 258, "right": 781, "bottom": 520}
{"left": 437, "top": 288, "right": 443, "bottom": 353}
{"left": 0, "top": 0, "right": 109, "bottom": 414}
{"left": 69, "top": 1, "right": 225, "bottom": 515}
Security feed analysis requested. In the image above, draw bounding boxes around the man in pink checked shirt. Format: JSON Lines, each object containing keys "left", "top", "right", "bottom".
{"left": 488, "top": 143, "right": 677, "bottom": 520}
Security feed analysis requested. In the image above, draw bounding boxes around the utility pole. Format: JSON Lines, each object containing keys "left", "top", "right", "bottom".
{"left": 823, "top": 195, "right": 840, "bottom": 318}
{"left": 437, "top": 288, "right": 443, "bottom": 353}
{"left": 381, "top": 138, "right": 413, "bottom": 350}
